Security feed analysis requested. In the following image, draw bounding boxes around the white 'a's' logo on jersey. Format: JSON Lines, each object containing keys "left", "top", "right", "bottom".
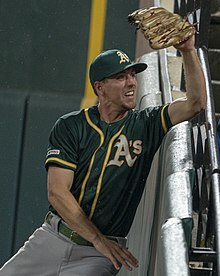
{"left": 107, "top": 134, "right": 142, "bottom": 167}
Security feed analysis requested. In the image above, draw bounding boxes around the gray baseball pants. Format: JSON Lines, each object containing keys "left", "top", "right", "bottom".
{"left": 0, "top": 215, "right": 119, "bottom": 276}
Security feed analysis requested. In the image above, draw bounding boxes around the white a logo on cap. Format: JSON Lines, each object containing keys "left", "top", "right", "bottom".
{"left": 117, "top": 51, "right": 129, "bottom": 64}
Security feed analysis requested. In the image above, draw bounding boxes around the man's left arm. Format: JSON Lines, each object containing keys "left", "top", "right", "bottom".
{"left": 168, "top": 36, "right": 207, "bottom": 125}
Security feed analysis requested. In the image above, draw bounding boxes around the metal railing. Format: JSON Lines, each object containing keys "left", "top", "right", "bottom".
{"left": 174, "top": 0, "right": 220, "bottom": 274}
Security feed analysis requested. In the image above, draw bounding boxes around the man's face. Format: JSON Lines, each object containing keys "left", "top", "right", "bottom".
{"left": 99, "top": 68, "right": 137, "bottom": 111}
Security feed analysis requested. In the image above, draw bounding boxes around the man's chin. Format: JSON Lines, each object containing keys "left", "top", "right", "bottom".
{"left": 126, "top": 101, "right": 136, "bottom": 110}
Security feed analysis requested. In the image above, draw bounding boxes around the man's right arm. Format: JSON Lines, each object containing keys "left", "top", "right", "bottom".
{"left": 47, "top": 165, "right": 138, "bottom": 271}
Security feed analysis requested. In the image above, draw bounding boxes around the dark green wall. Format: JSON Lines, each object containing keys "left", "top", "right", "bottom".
{"left": 0, "top": 0, "right": 138, "bottom": 95}
{"left": 0, "top": 0, "right": 139, "bottom": 266}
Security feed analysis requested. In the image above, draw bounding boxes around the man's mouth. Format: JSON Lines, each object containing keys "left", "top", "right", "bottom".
{"left": 125, "top": 90, "right": 134, "bottom": 97}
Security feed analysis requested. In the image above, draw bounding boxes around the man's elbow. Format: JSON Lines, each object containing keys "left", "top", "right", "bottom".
{"left": 189, "top": 96, "right": 207, "bottom": 116}
{"left": 198, "top": 91, "right": 207, "bottom": 112}
{"left": 47, "top": 187, "right": 58, "bottom": 205}
{"left": 47, "top": 185, "right": 65, "bottom": 206}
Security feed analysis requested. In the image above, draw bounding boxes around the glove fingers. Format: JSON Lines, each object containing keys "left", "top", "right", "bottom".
{"left": 128, "top": 6, "right": 196, "bottom": 50}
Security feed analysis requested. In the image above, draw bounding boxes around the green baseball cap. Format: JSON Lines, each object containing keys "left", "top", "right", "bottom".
{"left": 89, "top": 49, "right": 147, "bottom": 86}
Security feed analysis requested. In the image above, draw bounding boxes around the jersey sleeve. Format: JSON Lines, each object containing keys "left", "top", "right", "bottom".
{"left": 160, "top": 104, "right": 173, "bottom": 133}
{"left": 45, "top": 117, "right": 79, "bottom": 171}
{"left": 142, "top": 104, "right": 173, "bottom": 156}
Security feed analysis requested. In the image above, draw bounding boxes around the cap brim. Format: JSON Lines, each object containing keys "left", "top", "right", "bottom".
{"left": 125, "top": 62, "right": 148, "bottom": 74}
{"left": 102, "top": 62, "right": 148, "bottom": 80}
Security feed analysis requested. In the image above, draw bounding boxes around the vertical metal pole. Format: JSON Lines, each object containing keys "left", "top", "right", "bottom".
{"left": 198, "top": 47, "right": 220, "bottom": 276}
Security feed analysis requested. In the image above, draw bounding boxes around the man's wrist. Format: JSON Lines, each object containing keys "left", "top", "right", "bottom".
{"left": 179, "top": 47, "right": 196, "bottom": 53}
{"left": 90, "top": 232, "right": 103, "bottom": 245}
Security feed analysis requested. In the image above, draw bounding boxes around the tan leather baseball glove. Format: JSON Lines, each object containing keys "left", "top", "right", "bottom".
{"left": 128, "top": 7, "right": 196, "bottom": 50}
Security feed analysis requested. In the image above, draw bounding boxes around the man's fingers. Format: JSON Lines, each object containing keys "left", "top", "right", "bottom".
{"left": 108, "top": 255, "right": 121, "bottom": 271}
{"left": 117, "top": 244, "right": 139, "bottom": 266}
{"left": 113, "top": 249, "right": 133, "bottom": 271}
{"left": 113, "top": 244, "right": 139, "bottom": 271}
{"left": 93, "top": 237, "right": 139, "bottom": 271}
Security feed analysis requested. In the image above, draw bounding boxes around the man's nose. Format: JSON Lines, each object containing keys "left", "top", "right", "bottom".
{"left": 126, "top": 74, "right": 136, "bottom": 85}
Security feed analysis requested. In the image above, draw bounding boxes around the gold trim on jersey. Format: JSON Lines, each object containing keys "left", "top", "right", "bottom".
{"left": 89, "top": 125, "right": 125, "bottom": 219}
{"left": 78, "top": 109, "right": 105, "bottom": 206}
{"left": 161, "top": 105, "right": 168, "bottom": 133}
{"left": 45, "top": 157, "right": 77, "bottom": 170}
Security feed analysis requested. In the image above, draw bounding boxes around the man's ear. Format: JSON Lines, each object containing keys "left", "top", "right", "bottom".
{"left": 94, "top": 81, "right": 104, "bottom": 96}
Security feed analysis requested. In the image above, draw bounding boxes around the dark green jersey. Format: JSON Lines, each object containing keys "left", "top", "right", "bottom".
{"left": 45, "top": 105, "right": 172, "bottom": 237}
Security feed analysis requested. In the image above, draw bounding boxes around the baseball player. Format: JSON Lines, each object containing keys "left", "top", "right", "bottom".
{"left": 0, "top": 28, "right": 206, "bottom": 276}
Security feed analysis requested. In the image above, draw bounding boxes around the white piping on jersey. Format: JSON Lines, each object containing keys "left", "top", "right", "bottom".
{"left": 45, "top": 157, "right": 77, "bottom": 170}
